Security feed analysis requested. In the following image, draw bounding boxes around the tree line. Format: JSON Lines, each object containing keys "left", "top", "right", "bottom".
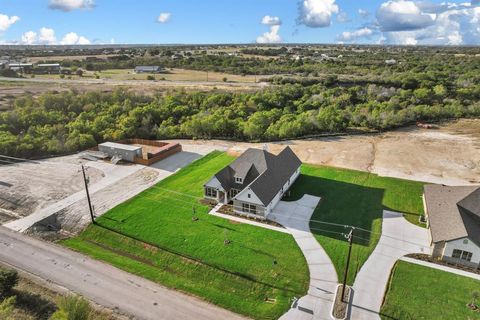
{"left": 1, "top": 78, "right": 479, "bottom": 158}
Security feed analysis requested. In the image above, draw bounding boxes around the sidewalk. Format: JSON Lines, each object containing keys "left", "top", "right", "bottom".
{"left": 400, "top": 256, "right": 480, "bottom": 281}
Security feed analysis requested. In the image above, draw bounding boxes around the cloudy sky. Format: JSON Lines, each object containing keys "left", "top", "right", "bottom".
{"left": 0, "top": 0, "right": 479, "bottom": 45}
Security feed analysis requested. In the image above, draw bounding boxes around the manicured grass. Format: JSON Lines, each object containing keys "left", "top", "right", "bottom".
{"left": 284, "top": 165, "right": 424, "bottom": 285}
{"left": 62, "top": 152, "right": 309, "bottom": 320}
{"left": 381, "top": 261, "right": 480, "bottom": 320}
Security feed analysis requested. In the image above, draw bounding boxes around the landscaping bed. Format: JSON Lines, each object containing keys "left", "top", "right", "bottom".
{"left": 62, "top": 151, "right": 309, "bottom": 320}
{"left": 381, "top": 261, "right": 480, "bottom": 319}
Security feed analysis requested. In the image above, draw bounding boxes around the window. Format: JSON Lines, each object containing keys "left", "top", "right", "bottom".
{"left": 452, "top": 249, "right": 473, "bottom": 262}
{"left": 242, "top": 203, "right": 257, "bottom": 214}
{"left": 247, "top": 193, "right": 251, "bottom": 198}
{"left": 229, "top": 189, "right": 240, "bottom": 198}
{"left": 463, "top": 239, "right": 469, "bottom": 245}
{"left": 205, "top": 187, "right": 217, "bottom": 198}
{"left": 235, "top": 177, "right": 243, "bottom": 183}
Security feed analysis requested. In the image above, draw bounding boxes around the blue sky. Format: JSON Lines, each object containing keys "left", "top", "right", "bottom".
{"left": 0, "top": 0, "right": 479, "bottom": 45}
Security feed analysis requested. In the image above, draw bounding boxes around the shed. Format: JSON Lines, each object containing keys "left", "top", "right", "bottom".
{"left": 98, "top": 142, "right": 142, "bottom": 162}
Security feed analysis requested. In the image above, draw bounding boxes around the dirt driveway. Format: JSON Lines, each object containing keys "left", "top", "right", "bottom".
{"left": 169, "top": 119, "right": 480, "bottom": 185}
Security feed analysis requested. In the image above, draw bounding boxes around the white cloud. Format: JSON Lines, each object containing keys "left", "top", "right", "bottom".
{"left": 261, "top": 15, "right": 282, "bottom": 26}
{"left": 377, "top": 0, "right": 436, "bottom": 31}
{"left": 297, "top": 0, "right": 339, "bottom": 28}
{"left": 49, "top": 0, "right": 95, "bottom": 12}
{"left": 381, "top": 4, "right": 480, "bottom": 45}
{"left": 337, "top": 27, "right": 374, "bottom": 42}
{"left": 21, "top": 31, "right": 37, "bottom": 45}
{"left": 358, "top": 9, "right": 370, "bottom": 18}
{"left": 0, "top": 14, "right": 20, "bottom": 32}
{"left": 60, "top": 32, "right": 91, "bottom": 45}
{"left": 157, "top": 12, "right": 171, "bottom": 23}
{"left": 337, "top": 11, "right": 350, "bottom": 23}
{"left": 256, "top": 25, "right": 282, "bottom": 43}
{"left": 39, "top": 27, "right": 56, "bottom": 44}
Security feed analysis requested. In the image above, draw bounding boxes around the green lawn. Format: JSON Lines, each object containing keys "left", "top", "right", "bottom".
{"left": 62, "top": 151, "right": 309, "bottom": 320}
{"left": 381, "top": 261, "right": 480, "bottom": 320}
{"left": 284, "top": 165, "right": 425, "bottom": 285}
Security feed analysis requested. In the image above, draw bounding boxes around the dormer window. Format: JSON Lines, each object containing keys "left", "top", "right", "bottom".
{"left": 235, "top": 177, "right": 243, "bottom": 183}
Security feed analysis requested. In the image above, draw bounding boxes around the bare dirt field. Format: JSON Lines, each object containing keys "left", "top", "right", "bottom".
{"left": 168, "top": 119, "right": 480, "bottom": 186}
{"left": 0, "top": 155, "right": 104, "bottom": 223}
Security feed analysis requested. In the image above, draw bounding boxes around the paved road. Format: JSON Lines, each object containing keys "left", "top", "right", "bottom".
{"left": 269, "top": 195, "right": 339, "bottom": 320}
{"left": 0, "top": 226, "right": 246, "bottom": 320}
{"left": 350, "top": 211, "right": 431, "bottom": 320}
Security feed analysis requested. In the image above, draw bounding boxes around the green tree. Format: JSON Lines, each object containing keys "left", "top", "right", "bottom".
{"left": 0, "top": 268, "right": 18, "bottom": 297}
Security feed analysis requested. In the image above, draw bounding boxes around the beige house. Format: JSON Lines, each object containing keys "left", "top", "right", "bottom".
{"left": 423, "top": 185, "right": 480, "bottom": 269}
{"left": 204, "top": 147, "right": 301, "bottom": 220}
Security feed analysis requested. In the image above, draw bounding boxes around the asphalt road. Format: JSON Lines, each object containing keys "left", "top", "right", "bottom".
{"left": 0, "top": 227, "right": 247, "bottom": 320}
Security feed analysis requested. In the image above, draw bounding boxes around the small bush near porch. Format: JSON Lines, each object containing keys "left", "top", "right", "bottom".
{"left": 381, "top": 261, "right": 480, "bottom": 319}
{"left": 62, "top": 151, "right": 309, "bottom": 320}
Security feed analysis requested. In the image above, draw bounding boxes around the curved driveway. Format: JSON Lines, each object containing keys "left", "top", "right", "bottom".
{"left": 351, "top": 210, "right": 431, "bottom": 320}
{"left": 269, "top": 195, "right": 339, "bottom": 320}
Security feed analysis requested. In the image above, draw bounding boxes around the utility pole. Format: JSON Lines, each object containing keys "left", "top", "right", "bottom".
{"left": 81, "top": 165, "right": 95, "bottom": 224}
{"left": 341, "top": 228, "right": 354, "bottom": 302}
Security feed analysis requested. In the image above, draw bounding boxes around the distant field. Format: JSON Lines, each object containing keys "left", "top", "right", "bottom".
{"left": 62, "top": 151, "right": 309, "bottom": 320}
{"left": 30, "top": 68, "right": 258, "bottom": 83}
{"left": 284, "top": 164, "right": 425, "bottom": 285}
{"left": 380, "top": 261, "right": 480, "bottom": 320}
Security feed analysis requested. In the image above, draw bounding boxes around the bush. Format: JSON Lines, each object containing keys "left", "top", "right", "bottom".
{"left": 50, "top": 295, "right": 92, "bottom": 320}
{"left": 147, "top": 75, "right": 155, "bottom": 81}
{"left": 0, "top": 268, "right": 18, "bottom": 297}
{"left": 222, "top": 77, "right": 227, "bottom": 82}
{"left": 0, "top": 296, "right": 16, "bottom": 320}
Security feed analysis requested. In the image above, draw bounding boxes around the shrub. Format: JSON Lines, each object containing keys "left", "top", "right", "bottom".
{"left": 222, "top": 77, "right": 227, "bottom": 82}
{"left": 0, "top": 296, "right": 16, "bottom": 320}
{"left": 0, "top": 268, "right": 18, "bottom": 297}
{"left": 50, "top": 295, "right": 92, "bottom": 320}
{"left": 147, "top": 75, "right": 155, "bottom": 81}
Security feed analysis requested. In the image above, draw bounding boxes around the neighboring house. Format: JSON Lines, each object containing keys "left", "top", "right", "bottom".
{"left": 204, "top": 147, "right": 301, "bottom": 219}
{"left": 98, "top": 142, "right": 142, "bottom": 163}
{"left": 134, "top": 66, "right": 162, "bottom": 73}
{"left": 423, "top": 185, "right": 480, "bottom": 269}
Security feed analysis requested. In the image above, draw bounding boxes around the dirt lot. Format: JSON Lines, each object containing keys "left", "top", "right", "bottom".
{"left": 0, "top": 155, "right": 104, "bottom": 223}
{"left": 168, "top": 119, "right": 480, "bottom": 186}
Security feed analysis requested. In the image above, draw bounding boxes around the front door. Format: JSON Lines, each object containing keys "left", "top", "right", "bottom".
{"left": 218, "top": 191, "right": 225, "bottom": 204}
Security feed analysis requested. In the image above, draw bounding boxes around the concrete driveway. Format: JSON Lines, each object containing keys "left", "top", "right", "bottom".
{"left": 350, "top": 211, "right": 431, "bottom": 320}
{"left": 269, "top": 195, "right": 339, "bottom": 320}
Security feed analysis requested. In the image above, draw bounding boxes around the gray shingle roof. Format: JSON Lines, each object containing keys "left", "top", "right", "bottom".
{"left": 424, "top": 185, "right": 480, "bottom": 245}
{"left": 457, "top": 188, "right": 480, "bottom": 219}
{"left": 214, "top": 147, "right": 301, "bottom": 205}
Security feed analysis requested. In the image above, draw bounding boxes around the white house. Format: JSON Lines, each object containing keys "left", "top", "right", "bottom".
{"left": 204, "top": 147, "right": 301, "bottom": 220}
{"left": 423, "top": 185, "right": 480, "bottom": 269}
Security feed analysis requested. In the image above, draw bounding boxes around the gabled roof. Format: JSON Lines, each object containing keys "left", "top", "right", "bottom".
{"left": 212, "top": 147, "right": 301, "bottom": 206}
{"left": 424, "top": 185, "right": 480, "bottom": 245}
{"left": 457, "top": 188, "right": 480, "bottom": 219}
{"left": 248, "top": 147, "right": 302, "bottom": 206}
